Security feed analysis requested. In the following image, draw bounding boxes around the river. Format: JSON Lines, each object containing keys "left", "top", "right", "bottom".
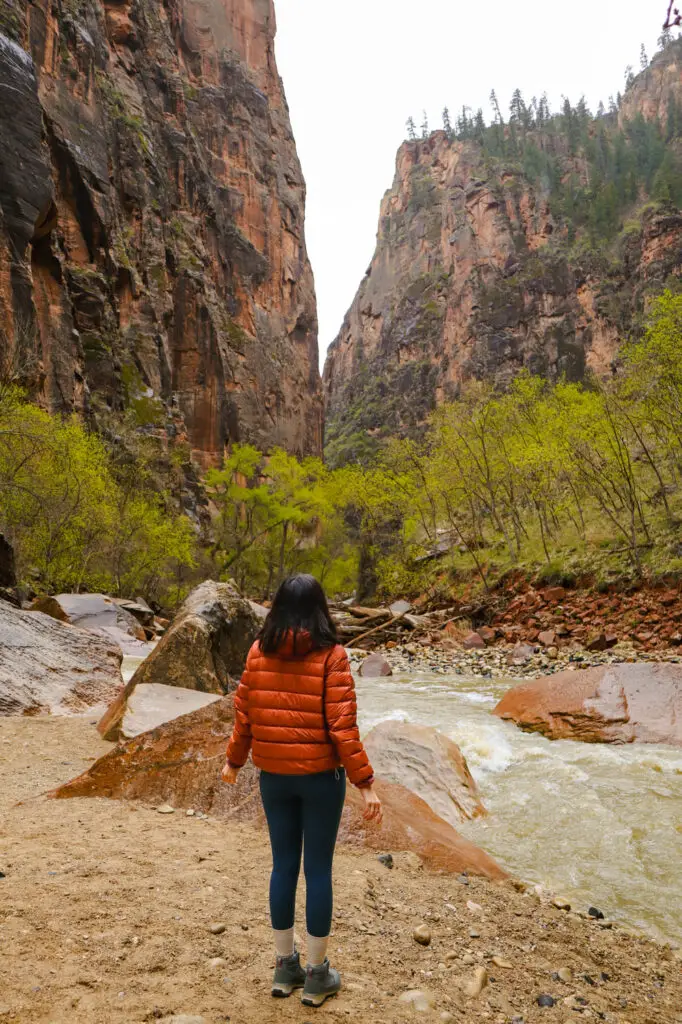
{"left": 122, "top": 658, "right": 682, "bottom": 944}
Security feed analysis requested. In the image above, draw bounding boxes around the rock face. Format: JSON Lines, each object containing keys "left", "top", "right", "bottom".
{"left": 494, "top": 663, "right": 682, "bottom": 746}
{"left": 55, "top": 693, "right": 506, "bottom": 878}
{"left": 0, "top": 0, "right": 322, "bottom": 463}
{"left": 97, "top": 580, "right": 259, "bottom": 739}
{"left": 323, "top": 43, "right": 682, "bottom": 459}
{"left": 363, "top": 720, "right": 486, "bottom": 825}
{"left": 0, "top": 598, "right": 122, "bottom": 715}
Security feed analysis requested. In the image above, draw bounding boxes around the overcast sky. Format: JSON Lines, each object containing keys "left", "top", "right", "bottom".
{"left": 274, "top": 1, "right": 667, "bottom": 365}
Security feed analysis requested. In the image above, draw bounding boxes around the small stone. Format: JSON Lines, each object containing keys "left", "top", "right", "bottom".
{"left": 588, "top": 906, "right": 605, "bottom": 920}
{"left": 464, "top": 966, "right": 488, "bottom": 998}
{"left": 208, "top": 957, "right": 227, "bottom": 968}
{"left": 0, "top": 870, "right": 5, "bottom": 879}
{"left": 160, "top": 1018, "right": 206, "bottom": 1024}
{"left": 547, "top": 646, "right": 559, "bottom": 659}
{"left": 511, "top": 1018, "right": 525, "bottom": 1024}
{"left": 398, "top": 989, "right": 436, "bottom": 1011}
{"left": 552, "top": 897, "right": 571, "bottom": 911}
{"left": 186, "top": 809, "right": 195, "bottom": 817}
{"left": 440, "top": 1014, "right": 455, "bottom": 1023}
{"left": 557, "top": 967, "right": 573, "bottom": 983}
{"left": 491, "top": 956, "right": 512, "bottom": 969}
{"left": 461, "top": 953, "right": 476, "bottom": 966}
{"left": 377, "top": 853, "right": 394, "bottom": 869}
{"left": 536, "top": 993, "right": 556, "bottom": 1007}
{"left": 209, "top": 923, "right": 226, "bottom": 935}
{"left": 457, "top": 872, "right": 470, "bottom": 885}
{"left": 469, "top": 929, "right": 480, "bottom": 939}
{"left": 466, "top": 900, "right": 483, "bottom": 914}
{"left": 156, "top": 804, "right": 175, "bottom": 814}
{"left": 413, "top": 924, "right": 432, "bottom": 946}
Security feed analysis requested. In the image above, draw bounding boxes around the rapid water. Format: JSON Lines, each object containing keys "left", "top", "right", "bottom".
{"left": 121, "top": 658, "right": 682, "bottom": 944}
{"left": 356, "top": 672, "right": 682, "bottom": 946}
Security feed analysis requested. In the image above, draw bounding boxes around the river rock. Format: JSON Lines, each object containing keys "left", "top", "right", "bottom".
{"left": 413, "top": 924, "right": 432, "bottom": 945}
{"left": 464, "top": 966, "right": 488, "bottom": 998}
{"left": 494, "top": 663, "right": 682, "bottom": 746}
{"left": 341, "top": 780, "right": 507, "bottom": 879}
{"left": 118, "top": 683, "right": 222, "bottom": 739}
{"left": 97, "top": 581, "right": 260, "bottom": 740}
{"left": 358, "top": 654, "right": 393, "bottom": 677}
{"left": 0, "top": 599, "right": 123, "bottom": 716}
{"left": 363, "top": 720, "right": 486, "bottom": 824}
{"left": 31, "top": 593, "right": 147, "bottom": 641}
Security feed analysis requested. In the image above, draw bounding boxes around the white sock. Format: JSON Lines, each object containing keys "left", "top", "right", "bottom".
{"left": 306, "top": 933, "right": 329, "bottom": 967}
{"left": 273, "top": 927, "right": 295, "bottom": 958}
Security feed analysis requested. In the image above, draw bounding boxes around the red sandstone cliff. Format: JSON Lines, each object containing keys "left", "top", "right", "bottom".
{"left": 0, "top": 0, "right": 322, "bottom": 463}
{"left": 323, "top": 44, "right": 682, "bottom": 462}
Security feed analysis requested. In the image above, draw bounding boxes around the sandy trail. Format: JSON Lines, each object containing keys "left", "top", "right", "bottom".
{"left": 0, "top": 716, "right": 680, "bottom": 1024}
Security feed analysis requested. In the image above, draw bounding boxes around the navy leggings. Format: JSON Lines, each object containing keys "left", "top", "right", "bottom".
{"left": 259, "top": 769, "right": 346, "bottom": 938}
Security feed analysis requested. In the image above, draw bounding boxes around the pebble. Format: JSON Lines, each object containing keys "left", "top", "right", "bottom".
{"left": 398, "top": 990, "right": 436, "bottom": 1011}
{"left": 377, "top": 853, "right": 394, "bottom": 869}
{"left": 186, "top": 809, "right": 195, "bottom": 817}
{"left": 156, "top": 804, "right": 175, "bottom": 814}
{"left": 466, "top": 900, "right": 483, "bottom": 915}
{"left": 491, "top": 956, "right": 513, "bottom": 969}
{"left": 536, "top": 993, "right": 556, "bottom": 1007}
{"left": 556, "top": 967, "right": 573, "bottom": 983}
{"left": 511, "top": 1018, "right": 525, "bottom": 1024}
{"left": 464, "top": 966, "right": 489, "bottom": 998}
{"left": 208, "top": 958, "right": 227, "bottom": 968}
{"left": 160, "top": 1018, "right": 206, "bottom": 1024}
{"left": 588, "top": 906, "right": 605, "bottom": 920}
{"left": 552, "top": 897, "right": 571, "bottom": 911}
{"left": 0, "top": 870, "right": 5, "bottom": 879}
{"left": 469, "top": 929, "right": 480, "bottom": 939}
{"left": 440, "top": 1014, "right": 455, "bottom": 1023}
{"left": 209, "top": 923, "right": 226, "bottom": 935}
{"left": 413, "top": 924, "right": 432, "bottom": 946}
{"left": 461, "top": 953, "right": 476, "bottom": 965}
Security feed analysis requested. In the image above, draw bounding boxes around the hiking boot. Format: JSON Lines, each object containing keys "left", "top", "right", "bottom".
{"left": 301, "top": 958, "right": 341, "bottom": 1007}
{"left": 271, "top": 949, "right": 306, "bottom": 998}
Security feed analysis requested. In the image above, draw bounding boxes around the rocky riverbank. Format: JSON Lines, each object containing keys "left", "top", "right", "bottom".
{"left": 360, "top": 640, "right": 682, "bottom": 680}
{"left": 1, "top": 716, "right": 680, "bottom": 1024}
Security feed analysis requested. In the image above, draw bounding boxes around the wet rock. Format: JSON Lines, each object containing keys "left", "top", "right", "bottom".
{"left": 97, "top": 581, "right": 260, "bottom": 741}
{"left": 536, "top": 993, "right": 556, "bottom": 1007}
{"left": 377, "top": 853, "right": 394, "bottom": 869}
{"left": 209, "top": 923, "right": 226, "bottom": 935}
{"left": 494, "top": 663, "right": 682, "bottom": 746}
{"left": 0, "top": 599, "right": 122, "bottom": 717}
{"left": 588, "top": 906, "right": 605, "bottom": 920}
{"left": 358, "top": 654, "right": 393, "bottom": 677}
{"left": 31, "top": 594, "right": 147, "bottom": 642}
{"left": 464, "top": 966, "right": 488, "bottom": 998}
{"left": 398, "top": 989, "right": 436, "bottom": 1011}
{"left": 363, "top": 720, "right": 486, "bottom": 825}
{"left": 413, "top": 924, "right": 432, "bottom": 946}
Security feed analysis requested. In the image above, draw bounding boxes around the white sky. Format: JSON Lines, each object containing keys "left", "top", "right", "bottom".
{"left": 274, "top": 1, "right": 667, "bottom": 365}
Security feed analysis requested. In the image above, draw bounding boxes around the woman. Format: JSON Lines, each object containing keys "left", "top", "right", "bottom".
{"left": 222, "top": 574, "right": 382, "bottom": 1008}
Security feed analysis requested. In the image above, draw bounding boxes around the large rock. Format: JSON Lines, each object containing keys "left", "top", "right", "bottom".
{"left": 363, "top": 721, "right": 486, "bottom": 825}
{"left": 494, "top": 663, "right": 682, "bottom": 747}
{"left": 97, "top": 581, "right": 260, "bottom": 741}
{"left": 54, "top": 698, "right": 506, "bottom": 880}
{"left": 31, "top": 594, "right": 146, "bottom": 642}
{"left": 0, "top": 599, "right": 122, "bottom": 716}
{"left": 115, "top": 683, "right": 222, "bottom": 740}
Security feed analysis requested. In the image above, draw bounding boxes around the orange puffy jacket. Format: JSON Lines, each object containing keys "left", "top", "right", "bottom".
{"left": 225, "top": 632, "right": 374, "bottom": 788}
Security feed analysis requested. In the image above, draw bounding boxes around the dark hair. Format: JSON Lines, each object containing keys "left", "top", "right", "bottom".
{"left": 259, "top": 574, "right": 338, "bottom": 654}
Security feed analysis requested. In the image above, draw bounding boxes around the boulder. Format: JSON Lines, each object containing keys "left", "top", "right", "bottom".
{"left": 537, "top": 629, "right": 556, "bottom": 647}
{"left": 477, "top": 626, "right": 496, "bottom": 644}
{"left": 0, "top": 599, "right": 122, "bottom": 716}
{"left": 114, "top": 683, "right": 222, "bottom": 740}
{"left": 358, "top": 654, "right": 393, "bottom": 678}
{"left": 363, "top": 720, "right": 486, "bottom": 825}
{"left": 494, "top": 663, "right": 682, "bottom": 746}
{"left": 113, "top": 597, "right": 155, "bottom": 629}
{"left": 97, "top": 581, "right": 260, "bottom": 740}
{"left": 463, "top": 631, "right": 486, "bottom": 650}
{"left": 30, "top": 593, "right": 147, "bottom": 641}
{"left": 54, "top": 698, "right": 506, "bottom": 880}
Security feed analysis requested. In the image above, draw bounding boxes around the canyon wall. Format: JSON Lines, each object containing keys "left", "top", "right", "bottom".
{"left": 324, "top": 43, "right": 682, "bottom": 463}
{"left": 0, "top": 0, "right": 322, "bottom": 464}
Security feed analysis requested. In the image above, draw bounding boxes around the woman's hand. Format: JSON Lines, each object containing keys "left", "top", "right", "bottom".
{"left": 221, "top": 763, "right": 240, "bottom": 785}
{"left": 361, "top": 784, "right": 383, "bottom": 824}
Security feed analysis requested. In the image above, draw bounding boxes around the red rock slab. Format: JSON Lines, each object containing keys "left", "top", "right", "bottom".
{"left": 494, "top": 663, "right": 682, "bottom": 747}
{"left": 53, "top": 699, "right": 507, "bottom": 880}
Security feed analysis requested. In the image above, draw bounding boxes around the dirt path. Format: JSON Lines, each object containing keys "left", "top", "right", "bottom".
{"left": 0, "top": 717, "right": 680, "bottom": 1024}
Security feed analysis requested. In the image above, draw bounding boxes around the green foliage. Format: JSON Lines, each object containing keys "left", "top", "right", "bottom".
{"left": 0, "top": 390, "right": 195, "bottom": 603}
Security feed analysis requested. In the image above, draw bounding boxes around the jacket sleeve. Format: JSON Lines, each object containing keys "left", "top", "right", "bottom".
{"left": 225, "top": 656, "right": 253, "bottom": 769}
{"left": 324, "top": 646, "right": 374, "bottom": 788}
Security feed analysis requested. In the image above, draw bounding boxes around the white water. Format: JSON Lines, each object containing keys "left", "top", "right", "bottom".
{"left": 356, "top": 671, "right": 682, "bottom": 945}
{"left": 121, "top": 656, "right": 682, "bottom": 943}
